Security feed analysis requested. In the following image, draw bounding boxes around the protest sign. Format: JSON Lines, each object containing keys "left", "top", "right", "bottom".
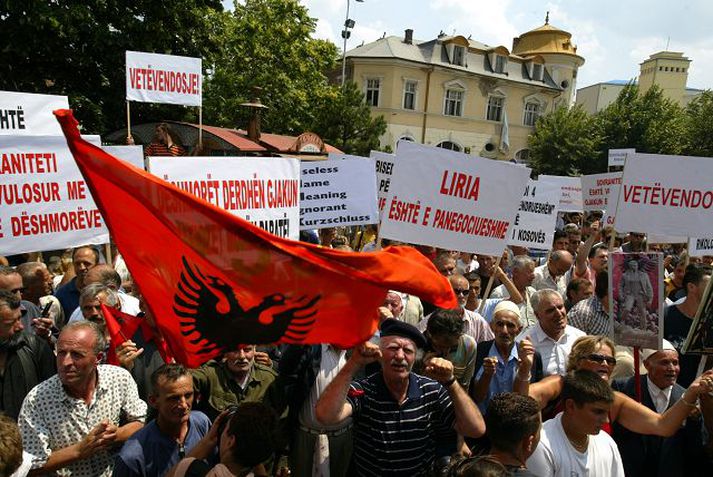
{"left": 609, "top": 252, "right": 663, "bottom": 349}
{"left": 102, "top": 146, "right": 144, "bottom": 170}
{"left": 0, "top": 136, "right": 109, "bottom": 254}
{"left": 149, "top": 156, "right": 300, "bottom": 239}
{"left": 538, "top": 175, "right": 583, "bottom": 212}
{"left": 506, "top": 180, "right": 559, "bottom": 250}
{"left": 608, "top": 148, "right": 635, "bottom": 168}
{"left": 0, "top": 91, "right": 69, "bottom": 136}
{"left": 370, "top": 150, "right": 395, "bottom": 214}
{"left": 126, "top": 51, "right": 202, "bottom": 106}
{"left": 615, "top": 153, "right": 713, "bottom": 237}
{"left": 300, "top": 158, "right": 378, "bottom": 230}
{"left": 688, "top": 236, "right": 713, "bottom": 257}
{"left": 380, "top": 141, "right": 530, "bottom": 255}
{"left": 581, "top": 172, "right": 622, "bottom": 226}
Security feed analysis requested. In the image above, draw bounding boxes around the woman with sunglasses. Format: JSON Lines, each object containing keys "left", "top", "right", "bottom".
{"left": 521, "top": 335, "right": 713, "bottom": 437}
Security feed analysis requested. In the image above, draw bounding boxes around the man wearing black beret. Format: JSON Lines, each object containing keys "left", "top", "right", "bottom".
{"left": 316, "top": 318, "right": 485, "bottom": 476}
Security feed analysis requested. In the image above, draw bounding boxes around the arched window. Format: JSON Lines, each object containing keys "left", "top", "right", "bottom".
{"left": 515, "top": 149, "right": 530, "bottom": 164}
{"left": 436, "top": 141, "right": 462, "bottom": 152}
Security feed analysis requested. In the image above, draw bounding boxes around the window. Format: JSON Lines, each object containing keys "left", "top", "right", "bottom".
{"left": 515, "top": 149, "right": 530, "bottom": 164}
{"left": 532, "top": 63, "right": 543, "bottom": 81}
{"left": 437, "top": 141, "right": 462, "bottom": 152}
{"left": 452, "top": 46, "right": 465, "bottom": 66}
{"left": 403, "top": 81, "right": 417, "bottom": 110}
{"left": 494, "top": 55, "right": 507, "bottom": 73}
{"left": 523, "top": 102, "right": 541, "bottom": 126}
{"left": 487, "top": 96, "right": 504, "bottom": 121}
{"left": 444, "top": 89, "right": 463, "bottom": 116}
{"left": 365, "top": 78, "right": 380, "bottom": 107}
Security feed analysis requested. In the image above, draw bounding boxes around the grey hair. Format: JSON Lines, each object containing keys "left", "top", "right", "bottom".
{"left": 79, "top": 283, "right": 119, "bottom": 307}
{"left": 511, "top": 255, "right": 535, "bottom": 271}
{"left": 530, "top": 289, "right": 562, "bottom": 314}
{"left": 61, "top": 320, "right": 107, "bottom": 355}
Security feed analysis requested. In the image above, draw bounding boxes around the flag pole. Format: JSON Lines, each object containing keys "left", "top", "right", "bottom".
{"left": 126, "top": 101, "right": 132, "bottom": 142}
{"left": 479, "top": 254, "right": 503, "bottom": 315}
{"left": 198, "top": 106, "right": 203, "bottom": 148}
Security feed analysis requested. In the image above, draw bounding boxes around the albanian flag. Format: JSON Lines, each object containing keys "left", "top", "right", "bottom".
{"left": 102, "top": 304, "right": 175, "bottom": 366}
{"left": 56, "top": 110, "right": 456, "bottom": 367}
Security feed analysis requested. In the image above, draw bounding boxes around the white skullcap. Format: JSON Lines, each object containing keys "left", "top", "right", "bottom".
{"left": 492, "top": 300, "right": 521, "bottom": 319}
{"left": 641, "top": 339, "right": 677, "bottom": 362}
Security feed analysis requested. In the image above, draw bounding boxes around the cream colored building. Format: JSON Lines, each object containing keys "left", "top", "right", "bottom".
{"left": 343, "top": 19, "right": 584, "bottom": 162}
{"left": 576, "top": 51, "right": 703, "bottom": 114}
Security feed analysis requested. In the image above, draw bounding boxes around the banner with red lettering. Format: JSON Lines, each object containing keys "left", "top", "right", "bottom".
{"left": 615, "top": 153, "right": 713, "bottom": 237}
{"left": 150, "top": 156, "right": 300, "bottom": 239}
{"left": 126, "top": 51, "right": 202, "bottom": 106}
{"left": 0, "top": 136, "right": 109, "bottom": 254}
{"left": 380, "top": 141, "right": 530, "bottom": 255}
{"left": 580, "top": 172, "right": 622, "bottom": 227}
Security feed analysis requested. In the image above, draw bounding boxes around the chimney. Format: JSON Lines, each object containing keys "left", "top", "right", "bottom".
{"left": 404, "top": 29, "right": 413, "bottom": 45}
{"left": 239, "top": 86, "right": 268, "bottom": 142}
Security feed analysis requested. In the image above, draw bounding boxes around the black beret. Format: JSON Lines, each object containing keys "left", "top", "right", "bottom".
{"left": 379, "top": 318, "right": 427, "bottom": 349}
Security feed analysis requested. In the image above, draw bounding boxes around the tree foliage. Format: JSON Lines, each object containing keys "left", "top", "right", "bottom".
{"left": 527, "top": 105, "right": 602, "bottom": 176}
{"left": 0, "top": 0, "right": 224, "bottom": 133}
{"left": 684, "top": 90, "right": 713, "bottom": 157}
{"left": 311, "top": 82, "right": 387, "bottom": 156}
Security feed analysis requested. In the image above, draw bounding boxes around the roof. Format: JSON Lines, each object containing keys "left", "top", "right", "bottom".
{"left": 511, "top": 22, "right": 584, "bottom": 64}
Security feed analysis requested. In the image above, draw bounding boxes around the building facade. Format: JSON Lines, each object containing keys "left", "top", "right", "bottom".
{"left": 344, "top": 19, "right": 584, "bottom": 162}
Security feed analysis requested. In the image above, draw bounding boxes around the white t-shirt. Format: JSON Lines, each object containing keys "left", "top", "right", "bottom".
{"left": 527, "top": 413, "right": 625, "bottom": 477}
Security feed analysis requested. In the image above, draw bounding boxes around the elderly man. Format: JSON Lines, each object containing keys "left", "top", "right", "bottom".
{"left": 532, "top": 250, "right": 574, "bottom": 297}
{"left": 471, "top": 301, "right": 541, "bottom": 414}
{"left": 68, "top": 264, "right": 141, "bottom": 323}
{"left": 0, "top": 289, "right": 56, "bottom": 420}
{"left": 114, "top": 364, "right": 211, "bottom": 477}
{"left": 491, "top": 256, "right": 537, "bottom": 328}
{"left": 18, "top": 320, "right": 146, "bottom": 476}
{"left": 0, "top": 265, "right": 46, "bottom": 336}
{"left": 316, "top": 319, "right": 485, "bottom": 476}
{"left": 382, "top": 290, "right": 423, "bottom": 326}
{"left": 191, "top": 344, "right": 277, "bottom": 422}
{"left": 517, "top": 289, "right": 585, "bottom": 376}
{"left": 16, "top": 261, "right": 64, "bottom": 331}
{"left": 54, "top": 246, "right": 99, "bottom": 318}
{"left": 612, "top": 340, "right": 712, "bottom": 477}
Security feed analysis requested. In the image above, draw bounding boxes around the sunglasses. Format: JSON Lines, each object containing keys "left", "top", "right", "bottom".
{"left": 585, "top": 353, "right": 617, "bottom": 366}
{"left": 453, "top": 288, "right": 470, "bottom": 296}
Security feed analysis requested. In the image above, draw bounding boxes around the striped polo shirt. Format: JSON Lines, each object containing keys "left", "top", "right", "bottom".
{"left": 346, "top": 372, "right": 457, "bottom": 476}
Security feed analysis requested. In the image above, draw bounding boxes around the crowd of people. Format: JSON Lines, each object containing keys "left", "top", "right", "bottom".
{"left": 1, "top": 211, "right": 713, "bottom": 477}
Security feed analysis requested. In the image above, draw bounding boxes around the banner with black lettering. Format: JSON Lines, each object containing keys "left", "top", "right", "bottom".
{"left": 126, "top": 51, "right": 202, "bottom": 106}
{"left": 0, "top": 136, "right": 109, "bottom": 254}
{"left": 380, "top": 141, "right": 530, "bottom": 255}
{"left": 0, "top": 91, "right": 69, "bottom": 136}
{"left": 538, "top": 175, "right": 583, "bottom": 212}
{"left": 506, "top": 180, "right": 559, "bottom": 250}
{"left": 615, "top": 153, "right": 713, "bottom": 237}
{"left": 370, "top": 150, "right": 395, "bottom": 216}
{"left": 149, "top": 157, "right": 300, "bottom": 239}
{"left": 300, "top": 158, "right": 378, "bottom": 230}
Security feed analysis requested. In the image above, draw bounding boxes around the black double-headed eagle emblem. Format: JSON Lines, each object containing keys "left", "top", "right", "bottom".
{"left": 173, "top": 257, "right": 321, "bottom": 355}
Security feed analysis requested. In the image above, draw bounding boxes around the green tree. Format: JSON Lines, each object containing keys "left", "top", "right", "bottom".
{"left": 684, "top": 90, "right": 713, "bottom": 157}
{"left": 527, "top": 105, "right": 602, "bottom": 176}
{"left": 311, "top": 82, "right": 387, "bottom": 156}
{"left": 0, "top": 0, "right": 223, "bottom": 133}
{"left": 203, "top": 0, "right": 339, "bottom": 134}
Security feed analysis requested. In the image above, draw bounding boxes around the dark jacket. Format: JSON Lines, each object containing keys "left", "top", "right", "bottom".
{"left": 611, "top": 375, "right": 709, "bottom": 477}
{"left": 0, "top": 331, "right": 57, "bottom": 419}
{"left": 273, "top": 345, "right": 322, "bottom": 427}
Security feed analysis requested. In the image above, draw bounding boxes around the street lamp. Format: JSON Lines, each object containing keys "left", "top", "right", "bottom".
{"left": 341, "top": 0, "right": 364, "bottom": 86}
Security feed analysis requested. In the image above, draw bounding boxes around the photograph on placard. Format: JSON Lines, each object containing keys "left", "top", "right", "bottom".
{"left": 609, "top": 252, "right": 663, "bottom": 349}
{"left": 683, "top": 278, "right": 713, "bottom": 355}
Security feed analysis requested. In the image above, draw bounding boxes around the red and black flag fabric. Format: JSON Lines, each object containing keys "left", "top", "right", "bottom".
{"left": 102, "top": 304, "right": 175, "bottom": 365}
{"left": 55, "top": 110, "right": 456, "bottom": 367}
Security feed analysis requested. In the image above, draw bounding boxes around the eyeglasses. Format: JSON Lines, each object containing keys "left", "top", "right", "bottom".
{"left": 585, "top": 353, "right": 617, "bottom": 366}
{"left": 453, "top": 288, "right": 470, "bottom": 296}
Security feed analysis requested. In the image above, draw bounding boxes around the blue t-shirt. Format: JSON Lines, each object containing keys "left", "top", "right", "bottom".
{"left": 114, "top": 411, "right": 212, "bottom": 477}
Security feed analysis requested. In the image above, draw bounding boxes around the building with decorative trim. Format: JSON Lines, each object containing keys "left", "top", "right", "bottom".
{"left": 343, "top": 17, "right": 584, "bottom": 162}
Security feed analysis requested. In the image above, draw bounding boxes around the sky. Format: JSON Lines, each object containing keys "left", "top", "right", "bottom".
{"left": 289, "top": 0, "right": 712, "bottom": 91}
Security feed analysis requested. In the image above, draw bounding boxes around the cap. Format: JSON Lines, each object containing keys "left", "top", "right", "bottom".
{"left": 379, "top": 318, "right": 427, "bottom": 349}
{"left": 641, "top": 339, "right": 677, "bottom": 362}
{"left": 492, "top": 300, "right": 521, "bottom": 320}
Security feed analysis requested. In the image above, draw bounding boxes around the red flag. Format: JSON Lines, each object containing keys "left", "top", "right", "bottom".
{"left": 101, "top": 304, "right": 143, "bottom": 365}
{"left": 55, "top": 110, "right": 456, "bottom": 367}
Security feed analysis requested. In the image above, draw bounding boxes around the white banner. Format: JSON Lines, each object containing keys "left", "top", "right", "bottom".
{"left": 615, "top": 153, "right": 713, "bottom": 237}
{"left": 102, "top": 146, "right": 145, "bottom": 170}
{"left": 370, "top": 150, "right": 395, "bottom": 215}
{"left": 647, "top": 234, "right": 687, "bottom": 244}
{"left": 0, "top": 136, "right": 110, "bottom": 254}
{"left": 608, "top": 148, "right": 635, "bottom": 168}
{"left": 581, "top": 172, "right": 622, "bottom": 227}
{"left": 688, "top": 237, "right": 713, "bottom": 257}
{"left": 507, "top": 180, "right": 560, "bottom": 249}
{"left": 149, "top": 156, "right": 300, "bottom": 239}
{"left": 538, "top": 175, "right": 583, "bottom": 212}
{"left": 300, "top": 158, "right": 378, "bottom": 230}
{"left": 0, "top": 91, "right": 69, "bottom": 136}
{"left": 380, "top": 141, "right": 530, "bottom": 255}
{"left": 126, "top": 51, "right": 202, "bottom": 106}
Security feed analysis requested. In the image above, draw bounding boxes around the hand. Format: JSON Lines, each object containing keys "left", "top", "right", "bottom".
{"left": 423, "top": 356, "right": 455, "bottom": 384}
{"left": 206, "top": 408, "right": 232, "bottom": 444}
{"left": 458, "top": 440, "right": 472, "bottom": 457}
{"left": 482, "top": 356, "right": 498, "bottom": 376}
{"left": 32, "top": 317, "right": 54, "bottom": 339}
{"left": 377, "top": 306, "right": 394, "bottom": 321}
{"left": 254, "top": 351, "right": 272, "bottom": 368}
{"left": 690, "top": 370, "right": 713, "bottom": 398}
{"left": 115, "top": 340, "right": 144, "bottom": 370}
{"left": 517, "top": 337, "right": 535, "bottom": 372}
{"left": 77, "top": 421, "right": 114, "bottom": 458}
{"left": 349, "top": 341, "right": 382, "bottom": 367}
{"left": 275, "top": 467, "right": 291, "bottom": 477}
{"left": 126, "top": 135, "right": 135, "bottom": 145}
